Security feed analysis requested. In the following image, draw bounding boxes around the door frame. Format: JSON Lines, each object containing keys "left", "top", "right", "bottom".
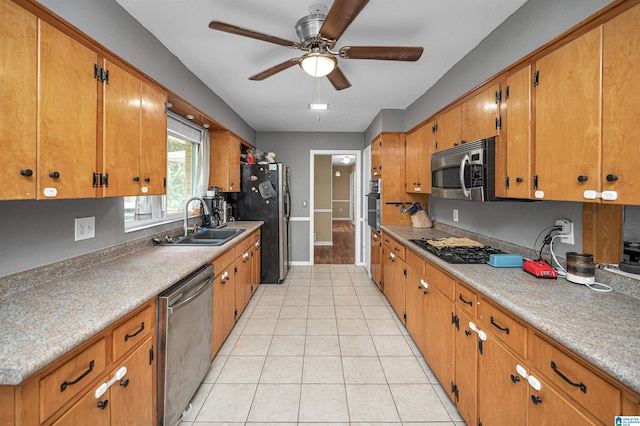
{"left": 309, "top": 149, "right": 362, "bottom": 265}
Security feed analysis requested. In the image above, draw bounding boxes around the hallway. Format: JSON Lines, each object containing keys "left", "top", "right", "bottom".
{"left": 179, "top": 265, "right": 464, "bottom": 425}
{"left": 314, "top": 221, "right": 356, "bottom": 265}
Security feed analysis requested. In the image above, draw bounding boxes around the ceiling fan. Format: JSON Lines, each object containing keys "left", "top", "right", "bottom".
{"left": 208, "top": 0, "right": 423, "bottom": 90}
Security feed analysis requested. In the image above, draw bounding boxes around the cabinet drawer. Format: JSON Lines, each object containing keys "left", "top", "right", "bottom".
{"left": 530, "top": 334, "right": 620, "bottom": 423}
{"left": 51, "top": 375, "right": 110, "bottom": 426}
{"left": 456, "top": 282, "right": 477, "bottom": 317}
{"left": 112, "top": 303, "right": 154, "bottom": 361}
{"left": 382, "top": 234, "right": 405, "bottom": 260}
{"left": 405, "top": 249, "right": 425, "bottom": 275}
{"left": 40, "top": 338, "right": 107, "bottom": 422}
{"left": 424, "top": 262, "right": 455, "bottom": 300}
{"left": 478, "top": 299, "right": 527, "bottom": 357}
{"left": 235, "top": 234, "right": 253, "bottom": 258}
{"left": 213, "top": 249, "right": 235, "bottom": 273}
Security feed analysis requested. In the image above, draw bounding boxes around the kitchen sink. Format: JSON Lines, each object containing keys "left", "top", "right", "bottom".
{"left": 167, "top": 228, "right": 245, "bottom": 246}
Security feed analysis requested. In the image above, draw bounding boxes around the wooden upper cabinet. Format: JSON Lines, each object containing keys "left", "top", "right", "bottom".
{"left": 602, "top": 2, "right": 640, "bottom": 205}
{"left": 140, "top": 82, "right": 168, "bottom": 196}
{"left": 371, "top": 136, "right": 382, "bottom": 178}
{"left": 405, "top": 122, "right": 433, "bottom": 194}
{"left": 102, "top": 60, "right": 142, "bottom": 197}
{"left": 0, "top": 0, "right": 37, "bottom": 200}
{"left": 103, "top": 62, "right": 167, "bottom": 197}
{"left": 433, "top": 106, "right": 461, "bottom": 152}
{"left": 533, "top": 26, "right": 602, "bottom": 202}
{"left": 500, "top": 65, "right": 532, "bottom": 199}
{"left": 38, "top": 21, "right": 98, "bottom": 199}
{"left": 210, "top": 130, "right": 241, "bottom": 192}
{"left": 461, "top": 83, "right": 500, "bottom": 143}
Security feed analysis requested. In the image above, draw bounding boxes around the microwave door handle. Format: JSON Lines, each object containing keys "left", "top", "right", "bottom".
{"left": 459, "top": 154, "right": 471, "bottom": 198}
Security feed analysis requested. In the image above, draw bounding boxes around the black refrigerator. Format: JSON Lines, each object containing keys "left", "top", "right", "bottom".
{"left": 233, "top": 163, "right": 291, "bottom": 283}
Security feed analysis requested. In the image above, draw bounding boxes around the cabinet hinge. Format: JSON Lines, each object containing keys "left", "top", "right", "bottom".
{"left": 234, "top": 266, "right": 238, "bottom": 274}
{"left": 533, "top": 174, "right": 539, "bottom": 190}
{"left": 451, "top": 383, "right": 459, "bottom": 402}
{"left": 495, "top": 90, "right": 502, "bottom": 102}
{"left": 479, "top": 421, "right": 483, "bottom": 426}
{"left": 403, "top": 312, "right": 407, "bottom": 321}
{"left": 101, "top": 68, "right": 109, "bottom": 84}
{"left": 495, "top": 117, "right": 502, "bottom": 130}
{"left": 505, "top": 86, "right": 510, "bottom": 100}
{"left": 163, "top": 177, "right": 167, "bottom": 188}
{"left": 234, "top": 309, "right": 238, "bottom": 318}
{"left": 403, "top": 268, "right": 407, "bottom": 276}
{"left": 478, "top": 339, "right": 484, "bottom": 355}
{"left": 451, "top": 313, "right": 459, "bottom": 330}
{"left": 92, "top": 172, "right": 100, "bottom": 188}
{"left": 435, "top": 141, "right": 439, "bottom": 150}
{"left": 505, "top": 176, "right": 510, "bottom": 190}
{"left": 432, "top": 123, "right": 438, "bottom": 133}
{"left": 533, "top": 70, "right": 540, "bottom": 87}
{"left": 149, "top": 346, "right": 154, "bottom": 365}
{"left": 100, "top": 173, "right": 109, "bottom": 188}
{"left": 93, "top": 63, "right": 101, "bottom": 81}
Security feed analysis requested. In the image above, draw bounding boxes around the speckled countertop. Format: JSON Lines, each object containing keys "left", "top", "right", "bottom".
{"left": 0, "top": 222, "right": 262, "bottom": 386}
{"left": 382, "top": 225, "right": 640, "bottom": 395}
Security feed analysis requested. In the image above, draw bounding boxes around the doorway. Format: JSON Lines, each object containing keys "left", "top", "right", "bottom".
{"left": 309, "top": 150, "right": 362, "bottom": 265}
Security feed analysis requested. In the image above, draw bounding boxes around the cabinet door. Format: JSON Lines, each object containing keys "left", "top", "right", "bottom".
{"left": 371, "top": 137, "right": 382, "bottom": 178}
{"left": 461, "top": 83, "right": 500, "bottom": 143}
{"left": 404, "top": 266, "right": 425, "bottom": 354}
{"left": 252, "top": 234, "right": 261, "bottom": 291}
{"left": 52, "top": 376, "right": 111, "bottom": 426}
{"left": 455, "top": 310, "right": 478, "bottom": 426}
{"left": 228, "top": 134, "right": 241, "bottom": 192}
{"left": 235, "top": 250, "right": 252, "bottom": 316}
{"left": 102, "top": 60, "right": 142, "bottom": 197}
{"left": 110, "top": 337, "right": 155, "bottom": 426}
{"left": 434, "top": 106, "right": 461, "bottom": 151}
{"left": 602, "top": 3, "right": 640, "bottom": 205}
{"left": 39, "top": 21, "right": 98, "bottom": 199}
{"left": 501, "top": 65, "right": 532, "bottom": 199}
{"left": 370, "top": 232, "right": 382, "bottom": 289}
{"left": 423, "top": 285, "right": 455, "bottom": 399}
{"left": 405, "top": 123, "right": 432, "bottom": 194}
{"left": 382, "top": 246, "right": 405, "bottom": 321}
{"left": 212, "top": 260, "right": 236, "bottom": 357}
{"left": 210, "top": 131, "right": 241, "bottom": 192}
{"left": 529, "top": 377, "right": 597, "bottom": 426}
{"left": 477, "top": 335, "right": 527, "bottom": 426}
{"left": 140, "top": 82, "right": 167, "bottom": 196}
{"left": 0, "top": 0, "right": 37, "bottom": 200}
{"left": 534, "top": 27, "right": 602, "bottom": 202}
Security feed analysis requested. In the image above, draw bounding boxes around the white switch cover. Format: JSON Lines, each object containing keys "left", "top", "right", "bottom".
{"left": 75, "top": 216, "right": 95, "bottom": 241}
{"left": 453, "top": 209, "right": 459, "bottom": 222}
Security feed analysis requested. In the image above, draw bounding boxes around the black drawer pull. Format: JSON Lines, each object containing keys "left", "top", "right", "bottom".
{"left": 20, "top": 169, "right": 33, "bottom": 177}
{"left": 531, "top": 395, "right": 542, "bottom": 405}
{"left": 49, "top": 171, "right": 60, "bottom": 179}
{"left": 606, "top": 174, "right": 618, "bottom": 182}
{"left": 97, "top": 400, "right": 109, "bottom": 410}
{"left": 465, "top": 330, "right": 472, "bottom": 336}
{"left": 120, "top": 378, "right": 130, "bottom": 388}
{"left": 577, "top": 175, "right": 588, "bottom": 182}
{"left": 144, "top": 177, "right": 151, "bottom": 183}
{"left": 490, "top": 316, "right": 510, "bottom": 334}
{"left": 511, "top": 374, "right": 520, "bottom": 383}
{"left": 60, "top": 360, "right": 95, "bottom": 392}
{"left": 516, "top": 177, "right": 524, "bottom": 183}
{"left": 124, "top": 322, "right": 145, "bottom": 342}
{"left": 550, "top": 361, "right": 587, "bottom": 393}
{"left": 459, "top": 293, "right": 473, "bottom": 306}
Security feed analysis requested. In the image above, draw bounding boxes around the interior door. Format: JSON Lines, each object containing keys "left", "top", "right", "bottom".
{"left": 362, "top": 144, "right": 371, "bottom": 273}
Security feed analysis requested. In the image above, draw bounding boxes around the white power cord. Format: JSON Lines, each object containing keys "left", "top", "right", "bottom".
{"left": 549, "top": 235, "right": 612, "bottom": 293}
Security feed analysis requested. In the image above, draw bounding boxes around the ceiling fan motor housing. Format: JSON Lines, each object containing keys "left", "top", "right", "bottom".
{"left": 295, "top": 14, "right": 326, "bottom": 47}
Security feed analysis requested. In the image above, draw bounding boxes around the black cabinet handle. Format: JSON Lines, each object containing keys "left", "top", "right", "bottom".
{"left": 60, "top": 360, "right": 94, "bottom": 392}
{"left": 551, "top": 361, "right": 587, "bottom": 393}
{"left": 97, "top": 400, "right": 109, "bottom": 410}
{"left": 516, "top": 177, "right": 524, "bottom": 183}
{"left": 20, "top": 169, "right": 33, "bottom": 177}
{"left": 511, "top": 374, "right": 520, "bottom": 383}
{"left": 458, "top": 293, "right": 473, "bottom": 306}
{"left": 465, "top": 330, "right": 472, "bottom": 336}
{"left": 133, "top": 176, "right": 140, "bottom": 182}
{"left": 490, "top": 316, "right": 510, "bottom": 334}
{"left": 124, "top": 322, "right": 145, "bottom": 342}
{"left": 577, "top": 175, "right": 588, "bottom": 182}
{"left": 144, "top": 177, "right": 151, "bottom": 183}
{"left": 120, "top": 379, "right": 130, "bottom": 388}
{"left": 531, "top": 395, "right": 542, "bottom": 405}
{"left": 49, "top": 171, "right": 60, "bottom": 179}
{"left": 606, "top": 174, "right": 618, "bottom": 182}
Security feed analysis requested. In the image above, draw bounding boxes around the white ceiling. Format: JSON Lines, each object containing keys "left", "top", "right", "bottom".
{"left": 115, "top": 0, "right": 527, "bottom": 133}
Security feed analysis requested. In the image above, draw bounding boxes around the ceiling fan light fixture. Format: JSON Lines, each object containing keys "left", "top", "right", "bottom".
{"left": 309, "top": 103, "right": 328, "bottom": 110}
{"left": 299, "top": 52, "right": 337, "bottom": 77}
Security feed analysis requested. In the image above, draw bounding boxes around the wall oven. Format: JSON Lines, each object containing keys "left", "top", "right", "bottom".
{"left": 367, "top": 179, "right": 381, "bottom": 231}
{"left": 431, "top": 137, "right": 498, "bottom": 201}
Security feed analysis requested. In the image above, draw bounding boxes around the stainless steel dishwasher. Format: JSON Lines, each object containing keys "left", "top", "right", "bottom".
{"left": 157, "top": 264, "right": 214, "bottom": 426}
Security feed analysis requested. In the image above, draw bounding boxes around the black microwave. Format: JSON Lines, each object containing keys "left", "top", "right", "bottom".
{"left": 431, "top": 137, "right": 498, "bottom": 201}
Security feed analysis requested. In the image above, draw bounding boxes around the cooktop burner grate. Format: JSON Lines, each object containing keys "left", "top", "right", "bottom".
{"left": 409, "top": 238, "right": 505, "bottom": 264}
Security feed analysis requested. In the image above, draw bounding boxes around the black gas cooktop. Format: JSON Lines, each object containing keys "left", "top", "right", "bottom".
{"left": 409, "top": 238, "right": 504, "bottom": 264}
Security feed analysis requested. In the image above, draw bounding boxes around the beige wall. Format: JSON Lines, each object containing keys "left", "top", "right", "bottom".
{"left": 332, "top": 165, "right": 353, "bottom": 220}
{"left": 314, "top": 156, "right": 332, "bottom": 243}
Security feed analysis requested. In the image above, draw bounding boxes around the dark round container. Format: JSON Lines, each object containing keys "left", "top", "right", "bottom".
{"left": 566, "top": 252, "right": 595, "bottom": 283}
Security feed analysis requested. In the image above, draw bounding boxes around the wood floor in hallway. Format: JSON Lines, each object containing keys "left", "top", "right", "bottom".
{"left": 314, "top": 221, "right": 355, "bottom": 264}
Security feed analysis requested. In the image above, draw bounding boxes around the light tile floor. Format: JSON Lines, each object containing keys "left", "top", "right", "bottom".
{"left": 179, "top": 264, "right": 466, "bottom": 426}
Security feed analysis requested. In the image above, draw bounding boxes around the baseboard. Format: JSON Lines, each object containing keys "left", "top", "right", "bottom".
{"left": 314, "top": 242, "right": 333, "bottom": 246}
{"left": 291, "top": 261, "right": 313, "bottom": 266}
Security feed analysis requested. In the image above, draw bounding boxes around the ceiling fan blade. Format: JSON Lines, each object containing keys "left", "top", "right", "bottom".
{"left": 327, "top": 66, "right": 352, "bottom": 91}
{"left": 209, "top": 21, "right": 298, "bottom": 47}
{"left": 320, "top": 0, "right": 369, "bottom": 41}
{"left": 249, "top": 59, "right": 299, "bottom": 81}
{"left": 340, "top": 46, "right": 424, "bottom": 61}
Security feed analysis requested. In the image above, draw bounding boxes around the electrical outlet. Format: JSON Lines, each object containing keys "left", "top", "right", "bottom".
{"left": 555, "top": 219, "right": 574, "bottom": 245}
{"left": 75, "top": 216, "right": 95, "bottom": 241}
{"left": 453, "top": 209, "right": 459, "bottom": 222}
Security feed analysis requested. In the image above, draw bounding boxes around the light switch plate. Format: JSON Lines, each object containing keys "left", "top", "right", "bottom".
{"left": 75, "top": 216, "right": 95, "bottom": 241}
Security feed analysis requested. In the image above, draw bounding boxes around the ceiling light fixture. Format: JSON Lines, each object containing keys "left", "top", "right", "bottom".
{"left": 342, "top": 156, "right": 350, "bottom": 164}
{"left": 309, "top": 103, "right": 328, "bottom": 110}
{"left": 299, "top": 51, "right": 337, "bottom": 77}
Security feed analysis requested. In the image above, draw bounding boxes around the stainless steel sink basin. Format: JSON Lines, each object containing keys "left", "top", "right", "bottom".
{"left": 168, "top": 228, "right": 245, "bottom": 246}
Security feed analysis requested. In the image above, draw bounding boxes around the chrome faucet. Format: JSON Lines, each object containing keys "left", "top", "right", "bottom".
{"left": 184, "top": 197, "right": 211, "bottom": 237}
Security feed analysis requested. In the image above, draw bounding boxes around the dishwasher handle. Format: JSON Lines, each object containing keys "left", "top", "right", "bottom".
{"left": 167, "top": 265, "right": 214, "bottom": 314}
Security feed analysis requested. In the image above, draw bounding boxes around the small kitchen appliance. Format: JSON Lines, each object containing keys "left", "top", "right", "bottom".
{"left": 523, "top": 259, "right": 558, "bottom": 279}
{"left": 565, "top": 252, "right": 596, "bottom": 284}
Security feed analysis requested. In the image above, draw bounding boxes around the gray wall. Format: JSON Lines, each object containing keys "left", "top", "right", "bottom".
{"left": 364, "top": 109, "right": 406, "bottom": 145}
{"left": 257, "top": 132, "right": 365, "bottom": 262}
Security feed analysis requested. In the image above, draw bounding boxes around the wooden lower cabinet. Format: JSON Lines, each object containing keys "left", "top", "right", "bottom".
{"left": 404, "top": 265, "right": 426, "bottom": 354}
{"left": 454, "top": 309, "right": 478, "bottom": 425}
{"left": 235, "top": 237, "right": 254, "bottom": 318}
{"left": 212, "top": 250, "right": 237, "bottom": 358}
{"left": 422, "top": 280, "right": 455, "bottom": 394}
{"left": 381, "top": 242, "right": 405, "bottom": 321}
{"left": 251, "top": 232, "right": 261, "bottom": 293}
{"left": 528, "top": 375, "right": 598, "bottom": 426}
{"left": 370, "top": 230, "right": 382, "bottom": 291}
{"left": 52, "top": 375, "right": 111, "bottom": 426}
